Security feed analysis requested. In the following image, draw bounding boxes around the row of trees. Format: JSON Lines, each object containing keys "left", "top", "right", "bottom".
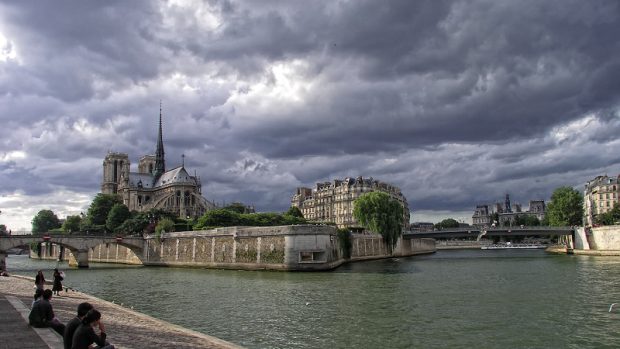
{"left": 31, "top": 194, "right": 309, "bottom": 235}
{"left": 31, "top": 194, "right": 184, "bottom": 235}
{"left": 193, "top": 206, "right": 306, "bottom": 229}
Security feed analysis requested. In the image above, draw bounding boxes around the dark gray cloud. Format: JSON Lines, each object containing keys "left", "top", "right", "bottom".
{"left": 0, "top": 0, "right": 620, "bottom": 230}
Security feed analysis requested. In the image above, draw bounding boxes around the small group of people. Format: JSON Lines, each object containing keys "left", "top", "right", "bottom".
{"left": 35, "top": 268, "right": 64, "bottom": 296}
{"left": 64, "top": 302, "right": 115, "bottom": 349}
{"left": 29, "top": 270, "right": 115, "bottom": 349}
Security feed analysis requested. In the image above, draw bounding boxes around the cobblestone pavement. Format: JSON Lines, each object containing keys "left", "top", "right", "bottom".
{"left": 0, "top": 276, "right": 243, "bottom": 349}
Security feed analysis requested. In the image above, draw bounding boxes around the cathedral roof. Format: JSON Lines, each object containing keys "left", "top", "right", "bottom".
{"left": 154, "top": 166, "right": 196, "bottom": 187}
{"left": 128, "top": 173, "right": 155, "bottom": 188}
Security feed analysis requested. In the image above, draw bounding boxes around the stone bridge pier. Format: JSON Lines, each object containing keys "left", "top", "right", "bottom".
{"left": 73, "top": 249, "right": 90, "bottom": 268}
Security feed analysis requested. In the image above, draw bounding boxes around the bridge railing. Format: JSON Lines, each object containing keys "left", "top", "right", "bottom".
{"left": 409, "top": 226, "right": 573, "bottom": 233}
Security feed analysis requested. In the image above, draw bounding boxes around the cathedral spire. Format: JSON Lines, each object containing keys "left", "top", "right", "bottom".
{"left": 154, "top": 101, "right": 166, "bottom": 178}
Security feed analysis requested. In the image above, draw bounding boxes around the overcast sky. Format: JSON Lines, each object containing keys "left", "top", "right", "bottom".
{"left": 1, "top": 0, "right": 620, "bottom": 231}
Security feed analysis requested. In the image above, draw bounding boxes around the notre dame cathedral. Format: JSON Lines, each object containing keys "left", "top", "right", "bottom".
{"left": 101, "top": 107, "right": 216, "bottom": 218}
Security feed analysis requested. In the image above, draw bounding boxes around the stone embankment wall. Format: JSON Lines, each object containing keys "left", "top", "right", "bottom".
{"left": 574, "top": 225, "right": 620, "bottom": 255}
{"left": 31, "top": 225, "right": 436, "bottom": 270}
{"left": 573, "top": 226, "right": 620, "bottom": 255}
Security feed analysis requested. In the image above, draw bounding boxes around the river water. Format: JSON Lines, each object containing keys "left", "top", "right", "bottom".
{"left": 7, "top": 250, "right": 620, "bottom": 348}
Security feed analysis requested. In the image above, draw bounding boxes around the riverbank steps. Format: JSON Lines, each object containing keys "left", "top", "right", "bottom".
{"left": 0, "top": 275, "right": 242, "bottom": 349}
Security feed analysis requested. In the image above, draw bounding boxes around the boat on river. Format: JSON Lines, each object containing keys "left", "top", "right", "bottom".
{"left": 481, "top": 242, "right": 547, "bottom": 250}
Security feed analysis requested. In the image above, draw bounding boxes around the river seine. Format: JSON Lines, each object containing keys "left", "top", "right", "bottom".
{"left": 7, "top": 250, "right": 620, "bottom": 348}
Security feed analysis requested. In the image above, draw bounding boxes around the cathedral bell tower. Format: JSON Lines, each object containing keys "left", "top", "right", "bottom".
{"left": 102, "top": 152, "right": 129, "bottom": 194}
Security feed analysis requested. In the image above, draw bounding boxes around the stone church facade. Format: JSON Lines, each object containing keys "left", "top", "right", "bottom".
{"left": 101, "top": 109, "right": 215, "bottom": 219}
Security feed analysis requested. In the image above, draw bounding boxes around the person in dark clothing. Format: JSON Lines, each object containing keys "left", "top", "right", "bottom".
{"left": 71, "top": 309, "right": 114, "bottom": 349}
{"left": 33, "top": 287, "right": 43, "bottom": 302}
{"left": 52, "top": 268, "right": 63, "bottom": 295}
{"left": 28, "top": 289, "right": 65, "bottom": 335}
{"left": 63, "top": 302, "right": 93, "bottom": 349}
{"left": 35, "top": 270, "right": 45, "bottom": 291}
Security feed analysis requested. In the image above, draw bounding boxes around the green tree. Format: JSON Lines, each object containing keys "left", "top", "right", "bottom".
{"left": 62, "top": 215, "right": 82, "bottom": 233}
{"left": 437, "top": 218, "right": 460, "bottom": 229}
{"left": 87, "top": 193, "right": 123, "bottom": 226}
{"left": 514, "top": 214, "right": 540, "bottom": 227}
{"left": 223, "top": 202, "right": 249, "bottom": 214}
{"left": 155, "top": 218, "right": 175, "bottom": 239}
{"left": 352, "top": 191, "right": 404, "bottom": 252}
{"left": 0, "top": 224, "right": 7, "bottom": 235}
{"left": 116, "top": 216, "right": 149, "bottom": 235}
{"left": 595, "top": 204, "right": 620, "bottom": 226}
{"left": 285, "top": 206, "right": 304, "bottom": 218}
{"left": 31, "top": 209, "right": 61, "bottom": 234}
{"left": 546, "top": 186, "right": 583, "bottom": 226}
{"left": 195, "top": 209, "right": 242, "bottom": 229}
{"left": 106, "top": 203, "right": 131, "bottom": 233}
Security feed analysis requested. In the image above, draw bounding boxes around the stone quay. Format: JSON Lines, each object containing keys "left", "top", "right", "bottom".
{"left": 29, "top": 225, "right": 437, "bottom": 270}
{"left": 0, "top": 275, "right": 242, "bottom": 349}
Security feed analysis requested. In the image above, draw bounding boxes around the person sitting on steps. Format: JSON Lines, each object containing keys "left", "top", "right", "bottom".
{"left": 63, "top": 302, "right": 93, "bottom": 349}
{"left": 71, "top": 309, "right": 115, "bottom": 349}
{"left": 28, "top": 289, "right": 66, "bottom": 335}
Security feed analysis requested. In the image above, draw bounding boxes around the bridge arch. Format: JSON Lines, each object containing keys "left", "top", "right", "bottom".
{"left": 0, "top": 235, "right": 145, "bottom": 270}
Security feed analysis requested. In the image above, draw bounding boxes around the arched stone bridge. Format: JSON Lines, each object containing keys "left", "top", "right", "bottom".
{"left": 0, "top": 235, "right": 145, "bottom": 270}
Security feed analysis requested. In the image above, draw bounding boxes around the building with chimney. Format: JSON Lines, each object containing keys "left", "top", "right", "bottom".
{"left": 101, "top": 106, "right": 216, "bottom": 218}
{"left": 583, "top": 175, "right": 619, "bottom": 226}
{"left": 291, "top": 176, "right": 410, "bottom": 230}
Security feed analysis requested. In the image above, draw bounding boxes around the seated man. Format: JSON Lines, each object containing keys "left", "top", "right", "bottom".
{"left": 28, "top": 289, "right": 65, "bottom": 335}
{"left": 72, "top": 309, "right": 114, "bottom": 349}
{"left": 64, "top": 302, "right": 93, "bottom": 349}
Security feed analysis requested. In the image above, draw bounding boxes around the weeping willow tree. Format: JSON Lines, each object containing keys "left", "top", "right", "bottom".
{"left": 353, "top": 191, "right": 404, "bottom": 253}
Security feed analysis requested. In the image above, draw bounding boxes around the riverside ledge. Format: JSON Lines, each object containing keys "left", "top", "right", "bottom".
{"left": 0, "top": 275, "right": 242, "bottom": 349}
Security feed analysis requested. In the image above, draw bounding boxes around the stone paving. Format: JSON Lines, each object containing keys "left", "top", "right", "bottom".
{"left": 0, "top": 275, "right": 242, "bottom": 349}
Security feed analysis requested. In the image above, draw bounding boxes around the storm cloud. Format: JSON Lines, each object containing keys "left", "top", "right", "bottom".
{"left": 1, "top": 0, "right": 620, "bottom": 229}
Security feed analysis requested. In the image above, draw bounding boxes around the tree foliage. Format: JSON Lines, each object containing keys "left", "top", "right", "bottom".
{"left": 32, "top": 209, "right": 61, "bottom": 234}
{"left": 514, "top": 214, "right": 540, "bottom": 227}
{"left": 546, "top": 186, "right": 583, "bottom": 226}
{"left": 87, "top": 194, "right": 123, "bottom": 226}
{"left": 62, "top": 215, "right": 82, "bottom": 233}
{"left": 106, "top": 203, "right": 131, "bottom": 233}
{"left": 352, "top": 191, "right": 404, "bottom": 251}
{"left": 194, "top": 207, "right": 307, "bottom": 229}
{"left": 155, "top": 218, "right": 175, "bottom": 237}
{"left": 435, "top": 218, "right": 460, "bottom": 229}
{"left": 223, "top": 202, "right": 249, "bottom": 214}
{"left": 595, "top": 204, "right": 620, "bottom": 226}
{"left": 286, "top": 206, "right": 304, "bottom": 218}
